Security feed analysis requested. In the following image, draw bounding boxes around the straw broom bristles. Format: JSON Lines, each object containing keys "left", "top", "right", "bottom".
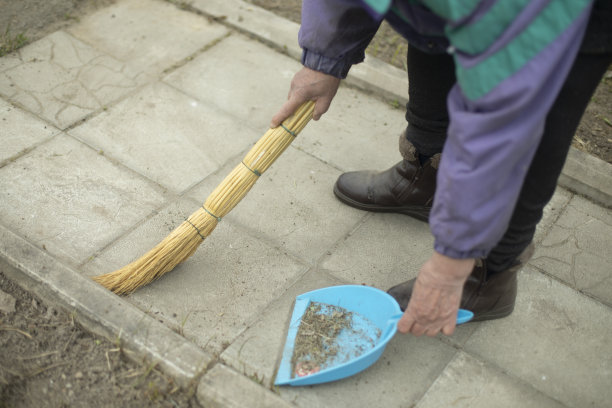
{"left": 93, "top": 101, "right": 315, "bottom": 295}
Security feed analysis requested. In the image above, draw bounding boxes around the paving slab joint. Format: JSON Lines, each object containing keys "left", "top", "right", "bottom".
{"left": 0, "top": 223, "right": 215, "bottom": 391}
{"left": 161, "top": 30, "right": 234, "bottom": 76}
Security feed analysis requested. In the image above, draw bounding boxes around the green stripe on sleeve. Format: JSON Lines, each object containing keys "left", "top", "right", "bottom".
{"left": 446, "top": 0, "right": 531, "bottom": 55}
{"left": 362, "top": 0, "right": 393, "bottom": 15}
{"left": 455, "top": 0, "right": 591, "bottom": 101}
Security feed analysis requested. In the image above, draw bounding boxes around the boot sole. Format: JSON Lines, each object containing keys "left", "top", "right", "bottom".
{"left": 333, "top": 183, "right": 430, "bottom": 222}
{"left": 469, "top": 304, "right": 515, "bottom": 322}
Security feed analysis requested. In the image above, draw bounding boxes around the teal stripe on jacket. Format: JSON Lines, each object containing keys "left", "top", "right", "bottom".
{"left": 453, "top": 0, "right": 592, "bottom": 100}
{"left": 446, "top": 0, "right": 531, "bottom": 55}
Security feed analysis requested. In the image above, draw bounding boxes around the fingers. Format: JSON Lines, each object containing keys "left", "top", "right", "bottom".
{"left": 270, "top": 97, "right": 303, "bottom": 128}
{"left": 399, "top": 314, "right": 447, "bottom": 337}
{"left": 397, "top": 312, "right": 413, "bottom": 334}
{"left": 399, "top": 316, "right": 454, "bottom": 337}
{"left": 270, "top": 95, "right": 334, "bottom": 127}
{"left": 312, "top": 96, "right": 333, "bottom": 121}
{"left": 271, "top": 66, "right": 341, "bottom": 128}
{"left": 442, "top": 322, "right": 456, "bottom": 336}
{"left": 397, "top": 296, "right": 457, "bottom": 337}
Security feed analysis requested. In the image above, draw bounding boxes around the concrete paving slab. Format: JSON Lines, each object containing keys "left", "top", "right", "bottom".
{"left": 292, "top": 87, "right": 406, "bottom": 172}
{"left": 0, "top": 134, "right": 167, "bottom": 266}
{"left": 531, "top": 195, "right": 612, "bottom": 306}
{"left": 0, "top": 53, "right": 21, "bottom": 73}
{"left": 322, "top": 213, "right": 431, "bottom": 289}
{"left": 188, "top": 146, "right": 366, "bottom": 264}
{"left": 464, "top": 267, "right": 612, "bottom": 408}
{"left": 162, "top": 23, "right": 412, "bottom": 175}
{"left": 0, "top": 31, "right": 142, "bottom": 129}
{"left": 197, "top": 364, "right": 293, "bottom": 408}
{"left": 83, "top": 198, "right": 307, "bottom": 354}
{"left": 67, "top": 0, "right": 229, "bottom": 78}
{"left": 70, "top": 81, "right": 261, "bottom": 193}
{"left": 0, "top": 98, "right": 59, "bottom": 165}
{"left": 163, "top": 34, "right": 300, "bottom": 131}
{"left": 560, "top": 194, "right": 612, "bottom": 226}
{"left": 533, "top": 187, "right": 573, "bottom": 244}
{"left": 415, "top": 351, "right": 566, "bottom": 408}
{"left": 220, "top": 268, "right": 344, "bottom": 387}
{"left": 193, "top": 0, "right": 409, "bottom": 106}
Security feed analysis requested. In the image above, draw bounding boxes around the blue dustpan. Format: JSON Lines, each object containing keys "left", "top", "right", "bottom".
{"left": 275, "top": 285, "right": 473, "bottom": 386}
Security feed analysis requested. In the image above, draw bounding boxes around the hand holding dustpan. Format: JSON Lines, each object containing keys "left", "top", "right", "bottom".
{"left": 275, "top": 285, "right": 473, "bottom": 386}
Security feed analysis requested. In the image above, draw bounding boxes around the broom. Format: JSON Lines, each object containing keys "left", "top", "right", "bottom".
{"left": 93, "top": 101, "right": 315, "bottom": 295}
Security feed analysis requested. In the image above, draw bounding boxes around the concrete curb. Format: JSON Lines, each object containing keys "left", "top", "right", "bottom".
{"left": 0, "top": 223, "right": 214, "bottom": 390}
{"left": 197, "top": 364, "right": 293, "bottom": 408}
{"left": 559, "top": 146, "right": 612, "bottom": 209}
{"left": 190, "top": 0, "right": 612, "bottom": 208}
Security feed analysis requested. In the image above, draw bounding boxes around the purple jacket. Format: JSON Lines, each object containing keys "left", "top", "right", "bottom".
{"left": 299, "top": 0, "right": 593, "bottom": 259}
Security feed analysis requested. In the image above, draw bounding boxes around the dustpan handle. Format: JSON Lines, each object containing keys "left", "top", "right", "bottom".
{"left": 383, "top": 309, "right": 474, "bottom": 338}
{"left": 381, "top": 313, "right": 404, "bottom": 340}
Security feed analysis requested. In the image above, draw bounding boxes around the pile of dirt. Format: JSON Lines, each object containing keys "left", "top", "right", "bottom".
{"left": 290, "top": 302, "right": 382, "bottom": 379}
{"left": 290, "top": 302, "right": 354, "bottom": 377}
{"left": 0, "top": 272, "right": 199, "bottom": 407}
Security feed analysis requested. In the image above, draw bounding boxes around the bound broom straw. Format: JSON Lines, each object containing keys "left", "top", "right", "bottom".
{"left": 93, "top": 101, "right": 315, "bottom": 295}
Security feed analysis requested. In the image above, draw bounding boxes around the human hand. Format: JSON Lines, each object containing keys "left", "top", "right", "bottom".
{"left": 270, "top": 67, "right": 341, "bottom": 127}
{"left": 397, "top": 252, "right": 474, "bottom": 337}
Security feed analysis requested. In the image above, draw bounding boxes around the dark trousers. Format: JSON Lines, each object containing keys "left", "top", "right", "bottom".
{"left": 404, "top": 43, "right": 612, "bottom": 272}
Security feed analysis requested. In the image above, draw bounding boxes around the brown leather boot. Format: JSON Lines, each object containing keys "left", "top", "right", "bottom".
{"left": 333, "top": 133, "right": 439, "bottom": 222}
{"left": 387, "top": 244, "right": 535, "bottom": 322}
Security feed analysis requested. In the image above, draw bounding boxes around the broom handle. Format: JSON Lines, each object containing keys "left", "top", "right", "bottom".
{"left": 201, "top": 101, "right": 315, "bottom": 220}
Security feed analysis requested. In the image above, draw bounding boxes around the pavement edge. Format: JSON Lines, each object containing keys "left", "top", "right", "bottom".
{"left": 0, "top": 223, "right": 214, "bottom": 391}
{"left": 558, "top": 146, "right": 612, "bottom": 209}
{"left": 197, "top": 364, "right": 294, "bottom": 408}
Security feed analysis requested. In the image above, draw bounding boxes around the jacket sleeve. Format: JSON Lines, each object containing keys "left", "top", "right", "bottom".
{"left": 299, "top": 0, "right": 382, "bottom": 78}
{"left": 427, "top": 0, "right": 594, "bottom": 259}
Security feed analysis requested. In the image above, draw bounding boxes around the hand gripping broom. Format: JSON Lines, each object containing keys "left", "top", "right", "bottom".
{"left": 93, "top": 101, "right": 315, "bottom": 295}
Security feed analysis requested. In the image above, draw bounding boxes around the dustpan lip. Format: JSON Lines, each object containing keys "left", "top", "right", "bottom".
{"left": 274, "top": 284, "right": 402, "bottom": 386}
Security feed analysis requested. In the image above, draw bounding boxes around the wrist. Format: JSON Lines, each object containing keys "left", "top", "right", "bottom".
{"left": 301, "top": 49, "right": 351, "bottom": 79}
{"left": 424, "top": 251, "right": 475, "bottom": 284}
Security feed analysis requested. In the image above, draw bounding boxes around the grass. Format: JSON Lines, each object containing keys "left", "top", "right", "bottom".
{"left": 0, "top": 25, "right": 29, "bottom": 57}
